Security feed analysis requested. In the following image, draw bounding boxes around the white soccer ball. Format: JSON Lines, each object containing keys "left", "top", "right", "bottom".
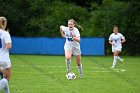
{"left": 66, "top": 72, "right": 76, "bottom": 80}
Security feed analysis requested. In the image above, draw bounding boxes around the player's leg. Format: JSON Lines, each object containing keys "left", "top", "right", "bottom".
{"left": 117, "top": 56, "right": 124, "bottom": 66}
{"left": 0, "top": 62, "right": 11, "bottom": 93}
{"left": 115, "top": 48, "right": 124, "bottom": 66}
{"left": 2, "top": 68, "right": 11, "bottom": 81}
{"left": 74, "top": 55, "right": 83, "bottom": 78}
{"left": 117, "top": 56, "right": 123, "bottom": 61}
{"left": 65, "top": 49, "right": 72, "bottom": 74}
{"left": 116, "top": 48, "right": 123, "bottom": 62}
{"left": 111, "top": 48, "right": 115, "bottom": 68}
{"left": 117, "top": 54, "right": 124, "bottom": 65}
{"left": 73, "top": 47, "right": 83, "bottom": 78}
{"left": 1, "top": 62, "right": 12, "bottom": 81}
{"left": 0, "top": 78, "right": 9, "bottom": 89}
{"left": 3, "top": 69, "right": 11, "bottom": 93}
{"left": 0, "top": 78, "right": 10, "bottom": 93}
{"left": 111, "top": 51, "right": 120, "bottom": 68}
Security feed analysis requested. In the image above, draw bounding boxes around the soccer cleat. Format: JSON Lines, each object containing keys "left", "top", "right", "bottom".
{"left": 66, "top": 73, "right": 69, "bottom": 79}
{"left": 66, "top": 73, "right": 68, "bottom": 78}
{"left": 66, "top": 71, "right": 70, "bottom": 78}
{"left": 110, "top": 66, "right": 114, "bottom": 69}
{"left": 66, "top": 70, "right": 70, "bottom": 74}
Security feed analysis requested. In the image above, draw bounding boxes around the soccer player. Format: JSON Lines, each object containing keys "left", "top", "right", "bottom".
{"left": 109, "top": 25, "right": 126, "bottom": 68}
{"left": 60, "top": 19, "right": 83, "bottom": 78}
{"left": 0, "top": 17, "right": 12, "bottom": 93}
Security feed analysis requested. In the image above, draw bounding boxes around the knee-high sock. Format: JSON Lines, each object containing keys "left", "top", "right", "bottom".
{"left": 117, "top": 56, "right": 123, "bottom": 62}
{"left": 66, "top": 59, "right": 71, "bottom": 73}
{"left": 77, "top": 64, "right": 83, "bottom": 75}
{"left": 0, "top": 78, "right": 10, "bottom": 93}
{"left": 112, "top": 56, "right": 118, "bottom": 68}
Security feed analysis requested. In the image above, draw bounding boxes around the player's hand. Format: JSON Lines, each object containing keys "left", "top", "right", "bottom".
{"left": 60, "top": 25, "right": 65, "bottom": 30}
{"left": 70, "top": 31, "right": 73, "bottom": 36}
{"left": 60, "top": 25, "right": 64, "bottom": 27}
{"left": 111, "top": 42, "right": 115, "bottom": 46}
{"left": 70, "top": 31, "right": 75, "bottom": 38}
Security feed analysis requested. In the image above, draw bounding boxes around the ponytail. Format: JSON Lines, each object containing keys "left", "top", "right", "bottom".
{"left": 0, "top": 17, "right": 7, "bottom": 31}
{"left": 75, "top": 23, "right": 84, "bottom": 32}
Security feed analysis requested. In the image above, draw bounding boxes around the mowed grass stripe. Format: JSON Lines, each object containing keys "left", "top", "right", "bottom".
{"left": 85, "top": 56, "right": 138, "bottom": 87}
{"left": 6, "top": 55, "right": 139, "bottom": 93}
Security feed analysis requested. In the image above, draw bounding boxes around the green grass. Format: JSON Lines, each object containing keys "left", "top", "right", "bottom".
{"left": 1, "top": 55, "right": 140, "bottom": 93}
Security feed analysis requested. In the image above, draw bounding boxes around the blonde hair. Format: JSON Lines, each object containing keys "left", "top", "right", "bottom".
{"left": 68, "top": 19, "right": 76, "bottom": 24}
{"left": 68, "top": 19, "right": 84, "bottom": 31}
{"left": 0, "top": 17, "right": 7, "bottom": 30}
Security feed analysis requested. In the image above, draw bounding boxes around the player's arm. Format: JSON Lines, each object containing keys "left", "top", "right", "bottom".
{"left": 5, "top": 33, "right": 12, "bottom": 49}
{"left": 70, "top": 28, "right": 80, "bottom": 42}
{"left": 121, "top": 34, "right": 126, "bottom": 44}
{"left": 109, "top": 40, "right": 113, "bottom": 45}
{"left": 6, "top": 43, "right": 12, "bottom": 49}
{"left": 60, "top": 25, "right": 66, "bottom": 38}
{"left": 121, "top": 39, "right": 126, "bottom": 44}
{"left": 109, "top": 35, "right": 114, "bottom": 45}
{"left": 73, "top": 36, "right": 80, "bottom": 42}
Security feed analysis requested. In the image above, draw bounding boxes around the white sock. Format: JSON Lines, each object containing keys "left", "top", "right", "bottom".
{"left": 112, "top": 56, "right": 118, "bottom": 68}
{"left": 77, "top": 64, "right": 83, "bottom": 75}
{"left": 66, "top": 59, "right": 71, "bottom": 73}
{"left": 117, "top": 56, "right": 123, "bottom": 61}
{"left": 0, "top": 78, "right": 10, "bottom": 93}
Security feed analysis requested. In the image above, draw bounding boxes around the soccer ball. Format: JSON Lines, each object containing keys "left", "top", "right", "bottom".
{"left": 66, "top": 72, "right": 76, "bottom": 80}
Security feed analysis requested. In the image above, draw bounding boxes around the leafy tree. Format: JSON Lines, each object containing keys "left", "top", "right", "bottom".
{"left": 26, "top": 0, "right": 90, "bottom": 37}
{"left": 0, "top": 0, "right": 139, "bottom": 55}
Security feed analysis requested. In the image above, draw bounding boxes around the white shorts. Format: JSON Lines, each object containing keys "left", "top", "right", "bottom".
{"left": 112, "top": 47, "right": 122, "bottom": 52}
{"left": 0, "top": 61, "right": 12, "bottom": 70}
{"left": 64, "top": 44, "right": 81, "bottom": 55}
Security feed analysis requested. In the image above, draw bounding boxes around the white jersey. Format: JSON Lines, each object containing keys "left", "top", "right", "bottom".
{"left": 109, "top": 33, "right": 125, "bottom": 49}
{"left": 0, "top": 29, "right": 12, "bottom": 62}
{"left": 61, "top": 26, "right": 80, "bottom": 48}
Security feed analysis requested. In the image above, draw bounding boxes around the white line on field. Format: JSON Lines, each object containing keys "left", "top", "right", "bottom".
{"left": 93, "top": 71, "right": 111, "bottom": 72}
{"left": 13, "top": 64, "right": 126, "bottom": 73}
{"left": 17, "top": 65, "right": 106, "bottom": 69}
{"left": 12, "top": 68, "right": 126, "bottom": 74}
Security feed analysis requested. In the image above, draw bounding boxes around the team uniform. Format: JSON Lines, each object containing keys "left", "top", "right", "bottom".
{"left": 61, "top": 26, "right": 81, "bottom": 55}
{"left": 109, "top": 33, "right": 125, "bottom": 53}
{"left": 61, "top": 25, "right": 83, "bottom": 78}
{"left": 0, "top": 29, "right": 12, "bottom": 70}
{"left": 0, "top": 17, "right": 11, "bottom": 93}
{"left": 109, "top": 32, "right": 125, "bottom": 68}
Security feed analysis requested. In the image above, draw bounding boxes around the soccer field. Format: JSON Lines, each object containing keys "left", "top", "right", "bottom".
{"left": 3, "top": 55, "right": 140, "bottom": 93}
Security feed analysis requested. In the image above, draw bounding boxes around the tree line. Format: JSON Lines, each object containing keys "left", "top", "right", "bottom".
{"left": 0, "top": 0, "right": 139, "bottom": 55}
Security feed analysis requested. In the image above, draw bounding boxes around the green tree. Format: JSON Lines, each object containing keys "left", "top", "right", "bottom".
{"left": 87, "top": 0, "right": 131, "bottom": 54}
{"left": 26, "top": 0, "right": 90, "bottom": 37}
{"left": 0, "top": 0, "right": 139, "bottom": 55}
